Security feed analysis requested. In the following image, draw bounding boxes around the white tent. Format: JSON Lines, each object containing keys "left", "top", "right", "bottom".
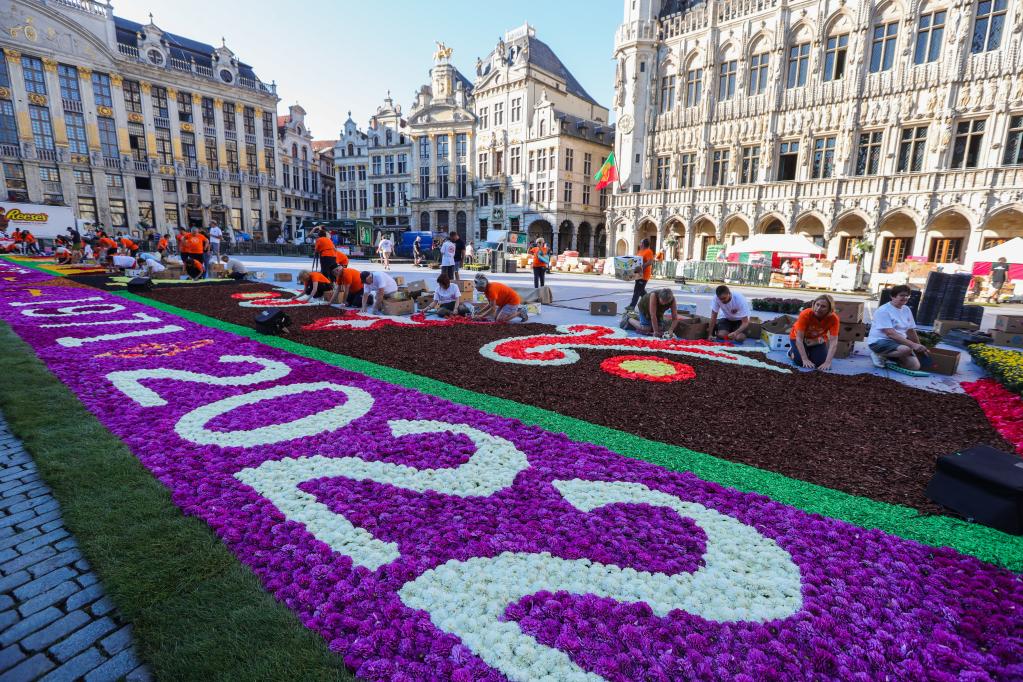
{"left": 972, "top": 237, "right": 1023, "bottom": 263}
{"left": 727, "top": 233, "right": 825, "bottom": 255}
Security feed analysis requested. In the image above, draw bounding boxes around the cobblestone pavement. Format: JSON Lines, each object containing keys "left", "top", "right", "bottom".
{"left": 0, "top": 419, "right": 150, "bottom": 681}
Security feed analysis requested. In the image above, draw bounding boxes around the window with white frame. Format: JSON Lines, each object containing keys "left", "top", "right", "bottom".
{"left": 897, "top": 126, "right": 927, "bottom": 172}
{"left": 660, "top": 75, "right": 676, "bottom": 112}
{"left": 870, "top": 21, "right": 898, "bottom": 73}
{"left": 915, "top": 10, "right": 946, "bottom": 64}
{"left": 855, "top": 131, "right": 884, "bottom": 175}
{"left": 786, "top": 43, "right": 810, "bottom": 88}
{"left": 951, "top": 119, "right": 986, "bottom": 169}
{"left": 972, "top": 0, "right": 1007, "bottom": 54}
{"left": 824, "top": 34, "right": 849, "bottom": 81}
{"left": 740, "top": 146, "right": 760, "bottom": 183}
{"left": 710, "top": 149, "right": 729, "bottom": 186}
{"left": 748, "top": 53, "right": 769, "bottom": 94}
{"left": 685, "top": 68, "right": 703, "bottom": 106}
{"left": 718, "top": 60, "right": 737, "bottom": 100}
{"left": 1003, "top": 115, "right": 1023, "bottom": 166}
{"left": 812, "top": 137, "right": 836, "bottom": 178}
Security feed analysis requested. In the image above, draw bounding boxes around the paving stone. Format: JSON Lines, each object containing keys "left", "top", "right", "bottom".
{"left": 52, "top": 537, "right": 77, "bottom": 552}
{"left": 21, "top": 609, "right": 91, "bottom": 651}
{"left": 0, "top": 608, "right": 18, "bottom": 631}
{"left": 90, "top": 597, "right": 114, "bottom": 617}
{"left": 18, "top": 582, "right": 80, "bottom": 618}
{"left": 65, "top": 584, "right": 104, "bottom": 612}
{"left": 0, "top": 606, "right": 62, "bottom": 647}
{"left": 0, "top": 465, "right": 30, "bottom": 482}
{"left": 2, "top": 653, "right": 55, "bottom": 680}
{"left": 40, "top": 647, "right": 105, "bottom": 682}
{"left": 0, "top": 527, "right": 39, "bottom": 552}
{"left": 0, "top": 548, "right": 15, "bottom": 564}
{"left": 125, "top": 665, "right": 153, "bottom": 681}
{"left": 49, "top": 617, "right": 116, "bottom": 663}
{"left": 84, "top": 648, "right": 139, "bottom": 682}
{"left": 76, "top": 573, "right": 97, "bottom": 588}
{"left": 98, "top": 625, "right": 133, "bottom": 656}
{"left": 73, "top": 559, "right": 90, "bottom": 572}
{"left": 0, "top": 546, "right": 56, "bottom": 576}
{"left": 0, "top": 569, "right": 30, "bottom": 593}
{"left": 0, "top": 643, "right": 26, "bottom": 674}
{"left": 25, "top": 548, "right": 80, "bottom": 579}
{"left": 0, "top": 475, "right": 36, "bottom": 493}
{"left": 0, "top": 594, "right": 12, "bottom": 611}
{"left": 13, "top": 566, "right": 76, "bottom": 600}
{"left": 0, "top": 509, "right": 32, "bottom": 529}
{"left": 14, "top": 509, "right": 63, "bottom": 533}
{"left": 0, "top": 495, "right": 28, "bottom": 513}
{"left": 6, "top": 495, "right": 52, "bottom": 515}
{"left": 14, "top": 528, "right": 69, "bottom": 556}
{"left": 3, "top": 480, "right": 48, "bottom": 498}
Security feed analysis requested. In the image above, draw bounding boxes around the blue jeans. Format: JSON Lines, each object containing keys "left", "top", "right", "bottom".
{"left": 789, "top": 342, "right": 830, "bottom": 367}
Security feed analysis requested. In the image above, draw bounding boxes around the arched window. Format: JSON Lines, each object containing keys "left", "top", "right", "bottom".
{"left": 420, "top": 212, "right": 430, "bottom": 231}
{"left": 291, "top": 143, "right": 298, "bottom": 158}
{"left": 869, "top": 2, "right": 901, "bottom": 73}
{"left": 786, "top": 24, "right": 814, "bottom": 88}
{"left": 747, "top": 37, "right": 770, "bottom": 95}
{"left": 683, "top": 53, "right": 704, "bottom": 106}
{"left": 347, "top": 143, "right": 354, "bottom": 156}
{"left": 717, "top": 43, "right": 739, "bottom": 101}
{"left": 823, "top": 15, "right": 852, "bottom": 82}
{"left": 302, "top": 147, "right": 308, "bottom": 161}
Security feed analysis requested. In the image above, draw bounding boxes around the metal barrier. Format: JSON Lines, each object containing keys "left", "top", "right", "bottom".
{"left": 678, "top": 260, "right": 772, "bottom": 286}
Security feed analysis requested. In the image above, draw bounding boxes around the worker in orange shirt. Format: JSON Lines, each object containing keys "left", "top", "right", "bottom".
{"left": 626, "top": 238, "right": 656, "bottom": 312}
{"left": 11, "top": 229, "right": 23, "bottom": 253}
{"left": 179, "top": 226, "right": 208, "bottom": 273}
{"left": 297, "top": 270, "right": 331, "bottom": 299}
{"left": 22, "top": 230, "right": 40, "bottom": 255}
{"left": 327, "top": 265, "right": 363, "bottom": 307}
{"left": 96, "top": 233, "right": 118, "bottom": 262}
{"left": 118, "top": 234, "right": 139, "bottom": 257}
{"left": 156, "top": 235, "right": 168, "bottom": 260}
{"left": 313, "top": 228, "right": 338, "bottom": 279}
{"left": 528, "top": 237, "right": 551, "bottom": 289}
{"left": 471, "top": 273, "right": 528, "bottom": 322}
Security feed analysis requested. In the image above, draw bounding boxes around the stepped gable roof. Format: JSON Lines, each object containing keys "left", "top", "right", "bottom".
{"left": 113, "top": 16, "right": 261, "bottom": 82}
{"left": 481, "top": 35, "right": 598, "bottom": 107}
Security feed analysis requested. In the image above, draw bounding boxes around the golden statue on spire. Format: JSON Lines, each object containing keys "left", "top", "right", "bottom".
{"left": 433, "top": 42, "right": 453, "bottom": 63}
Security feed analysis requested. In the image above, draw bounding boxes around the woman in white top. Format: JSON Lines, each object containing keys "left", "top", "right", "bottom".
{"left": 377, "top": 235, "right": 394, "bottom": 270}
{"left": 422, "top": 272, "right": 461, "bottom": 317}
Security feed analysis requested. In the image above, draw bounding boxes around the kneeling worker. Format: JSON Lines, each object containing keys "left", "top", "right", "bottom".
{"left": 628, "top": 288, "right": 679, "bottom": 338}
{"left": 867, "top": 284, "right": 930, "bottom": 371}
{"left": 472, "top": 274, "right": 528, "bottom": 322}
{"left": 220, "top": 255, "right": 249, "bottom": 281}
{"left": 297, "top": 269, "right": 331, "bottom": 299}
{"left": 789, "top": 294, "right": 840, "bottom": 371}
{"left": 360, "top": 270, "right": 398, "bottom": 313}
{"left": 327, "top": 265, "right": 364, "bottom": 308}
{"left": 708, "top": 285, "right": 752, "bottom": 342}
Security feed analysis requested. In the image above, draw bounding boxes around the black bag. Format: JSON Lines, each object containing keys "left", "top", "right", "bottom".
{"left": 126, "top": 277, "right": 153, "bottom": 292}
{"left": 254, "top": 308, "right": 290, "bottom": 335}
{"left": 926, "top": 444, "right": 1023, "bottom": 534}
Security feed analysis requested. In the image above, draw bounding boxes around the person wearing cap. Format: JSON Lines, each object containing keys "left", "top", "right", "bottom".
{"left": 360, "top": 269, "right": 399, "bottom": 313}
{"left": 472, "top": 274, "right": 528, "bottom": 322}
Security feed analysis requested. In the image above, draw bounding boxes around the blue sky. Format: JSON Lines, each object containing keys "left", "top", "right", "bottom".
{"left": 114, "top": 0, "right": 623, "bottom": 140}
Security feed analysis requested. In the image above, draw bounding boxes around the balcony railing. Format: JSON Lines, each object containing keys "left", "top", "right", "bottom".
{"left": 117, "top": 43, "right": 139, "bottom": 59}
{"left": 154, "top": 116, "right": 170, "bottom": 129}
{"left": 245, "top": 134, "right": 257, "bottom": 145}
{"left": 224, "top": 130, "right": 237, "bottom": 141}
{"left": 42, "top": 181, "right": 63, "bottom": 194}
{"left": 75, "top": 183, "right": 94, "bottom": 195}
{"left": 116, "top": 43, "right": 278, "bottom": 97}
{"left": 104, "top": 156, "right": 121, "bottom": 170}
{"left": 184, "top": 166, "right": 202, "bottom": 179}
{"left": 131, "top": 159, "right": 151, "bottom": 173}
{"left": 203, "top": 126, "right": 216, "bottom": 138}
{"left": 0, "top": 144, "right": 20, "bottom": 158}
{"left": 62, "top": 98, "right": 83, "bottom": 114}
{"left": 37, "top": 148, "right": 57, "bottom": 162}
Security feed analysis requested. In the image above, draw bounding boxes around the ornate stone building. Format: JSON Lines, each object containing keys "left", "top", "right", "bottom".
{"left": 312, "top": 140, "right": 337, "bottom": 221}
{"left": 408, "top": 43, "right": 476, "bottom": 239}
{"left": 473, "top": 24, "right": 614, "bottom": 255}
{"left": 276, "top": 104, "right": 321, "bottom": 237}
{"left": 611, "top": 0, "right": 1023, "bottom": 274}
{"left": 334, "top": 112, "right": 369, "bottom": 222}
{"left": 0, "top": 0, "right": 282, "bottom": 239}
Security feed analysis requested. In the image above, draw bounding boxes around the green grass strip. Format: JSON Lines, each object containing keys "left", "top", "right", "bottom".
{"left": 113, "top": 291, "right": 1023, "bottom": 570}
{"left": 0, "top": 324, "right": 353, "bottom": 681}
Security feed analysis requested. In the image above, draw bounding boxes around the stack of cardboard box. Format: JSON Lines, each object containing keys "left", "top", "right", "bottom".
{"left": 833, "top": 301, "right": 865, "bottom": 359}
{"left": 676, "top": 315, "right": 710, "bottom": 340}
{"left": 761, "top": 315, "right": 797, "bottom": 351}
{"left": 990, "top": 315, "right": 1023, "bottom": 349}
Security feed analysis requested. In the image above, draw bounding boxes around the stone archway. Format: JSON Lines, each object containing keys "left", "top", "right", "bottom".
{"left": 980, "top": 207, "right": 1023, "bottom": 252}
{"left": 692, "top": 217, "right": 717, "bottom": 260}
{"left": 594, "top": 223, "right": 607, "bottom": 258}
{"left": 795, "top": 214, "right": 827, "bottom": 248}
{"left": 528, "top": 219, "right": 553, "bottom": 245}
{"left": 663, "top": 219, "right": 686, "bottom": 260}
{"left": 722, "top": 215, "right": 750, "bottom": 248}
{"left": 637, "top": 219, "right": 658, "bottom": 251}
{"left": 925, "top": 210, "right": 972, "bottom": 265}
{"left": 615, "top": 238, "right": 629, "bottom": 256}
{"left": 759, "top": 216, "right": 786, "bottom": 235}
{"left": 875, "top": 211, "right": 918, "bottom": 273}
{"left": 577, "top": 222, "right": 593, "bottom": 257}
{"left": 558, "top": 220, "right": 574, "bottom": 254}
{"left": 831, "top": 212, "right": 868, "bottom": 261}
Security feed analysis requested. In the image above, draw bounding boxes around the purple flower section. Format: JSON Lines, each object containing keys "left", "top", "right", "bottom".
{"left": 0, "top": 271, "right": 1019, "bottom": 681}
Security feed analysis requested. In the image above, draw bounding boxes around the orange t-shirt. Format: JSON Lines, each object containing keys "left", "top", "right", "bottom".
{"left": 24, "top": 233, "right": 36, "bottom": 244}
{"left": 180, "top": 233, "right": 207, "bottom": 254}
{"left": 529, "top": 246, "right": 549, "bottom": 269}
{"left": 120, "top": 237, "right": 137, "bottom": 250}
{"left": 335, "top": 250, "right": 349, "bottom": 268}
{"left": 485, "top": 282, "right": 521, "bottom": 307}
{"left": 337, "top": 267, "right": 363, "bottom": 294}
{"left": 309, "top": 272, "right": 330, "bottom": 285}
{"left": 314, "top": 236, "right": 337, "bottom": 259}
{"left": 97, "top": 237, "right": 117, "bottom": 250}
{"left": 790, "top": 308, "right": 840, "bottom": 343}
{"left": 637, "top": 248, "right": 654, "bottom": 280}
{"left": 12, "top": 231, "right": 22, "bottom": 242}
{"left": 157, "top": 238, "right": 168, "bottom": 251}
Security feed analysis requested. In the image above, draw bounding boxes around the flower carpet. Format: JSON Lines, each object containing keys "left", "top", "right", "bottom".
{"left": 0, "top": 261, "right": 1021, "bottom": 679}
{"left": 137, "top": 282, "right": 1007, "bottom": 514}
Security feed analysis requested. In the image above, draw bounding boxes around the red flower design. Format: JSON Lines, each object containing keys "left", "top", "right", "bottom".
{"left": 600, "top": 355, "right": 697, "bottom": 382}
{"left": 963, "top": 378, "right": 1023, "bottom": 455}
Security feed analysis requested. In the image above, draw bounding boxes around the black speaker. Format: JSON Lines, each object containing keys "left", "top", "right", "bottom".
{"left": 926, "top": 445, "right": 1023, "bottom": 534}
{"left": 126, "top": 277, "right": 153, "bottom": 292}
{"left": 254, "top": 308, "right": 290, "bottom": 335}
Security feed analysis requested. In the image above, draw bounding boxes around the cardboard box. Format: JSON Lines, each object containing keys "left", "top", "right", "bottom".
{"left": 746, "top": 316, "right": 762, "bottom": 341}
{"left": 676, "top": 303, "right": 698, "bottom": 316}
{"left": 927, "top": 347, "right": 961, "bottom": 375}
{"left": 381, "top": 298, "right": 414, "bottom": 316}
{"left": 761, "top": 330, "right": 793, "bottom": 351}
{"left": 459, "top": 280, "right": 475, "bottom": 293}
{"left": 834, "top": 300, "right": 864, "bottom": 323}
{"left": 991, "top": 329, "right": 1023, "bottom": 349}
{"left": 993, "top": 315, "right": 1023, "bottom": 333}
{"left": 613, "top": 256, "right": 643, "bottom": 282}
{"left": 933, "top": 320, "right": 980, "bottom": 335}
{"left": 590, "top": 301, "right": 618, "bottom": 316}
{"left": 761, "top": 314, "right": 798, "bottom": 335}
{"left": 676, "top": 315, "right": 709, "bottom": 340}
{"left": 837, "top": 322, "right": 867, "bottom": 342}
{"left": 833, "top": 340, "right": 855, "bottom": 359}
{"left": 274, "top": 272, "right": 293, "bottom": 282}
{"left": 405, "top": 279, "right": 428, "bottom": 294}
{"left": 458, "top": 289, "right": 474, "bottom": 303}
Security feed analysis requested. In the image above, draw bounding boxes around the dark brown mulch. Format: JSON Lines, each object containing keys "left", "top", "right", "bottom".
{"left": 139, "top": 283, "right": 1007, "bottom": 514}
